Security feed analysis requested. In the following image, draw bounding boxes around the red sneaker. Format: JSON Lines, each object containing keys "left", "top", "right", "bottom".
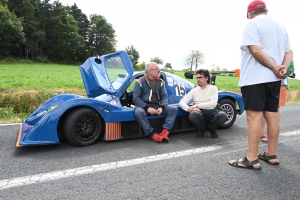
{"left": 159, "top": 129, "right": 170, "bottom": 142}
{"left": 151, "top": 133, "right": 163, "bottom": 143}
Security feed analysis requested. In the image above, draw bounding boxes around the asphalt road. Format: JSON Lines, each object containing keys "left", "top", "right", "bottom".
{"left": 1, "top": 104, "right": 300, "bottom": 200}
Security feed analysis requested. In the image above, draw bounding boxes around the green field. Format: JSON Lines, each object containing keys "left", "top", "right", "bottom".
{"left": 0, "top": 63, "right": 84, "bottom": 89}
{"left": 1, "top": 63, "right": 300, "bottom": 123}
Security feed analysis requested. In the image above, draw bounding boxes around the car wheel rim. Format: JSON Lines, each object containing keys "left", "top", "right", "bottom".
{"left": 75, "top": 115, "right": 99, "bottom": 141}
{"left": 221, "top": 104, "right": 234, "bottom": 124}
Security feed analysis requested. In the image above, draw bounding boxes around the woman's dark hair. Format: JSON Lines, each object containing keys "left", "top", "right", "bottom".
{"left": 195, "top": 69, "right": 210, "bottom": 84}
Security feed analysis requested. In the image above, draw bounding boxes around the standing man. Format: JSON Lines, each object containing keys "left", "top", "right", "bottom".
{"left": 133, "top": 62, "right": 178, "bottom": 143}
{"left": 179, "top": 69, "right": 220, "bottom": 138}
{"left": 229, "top": 0, "right": 293, "bottom": 170}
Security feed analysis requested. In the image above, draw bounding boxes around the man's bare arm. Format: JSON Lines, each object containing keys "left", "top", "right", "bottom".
{"left": 248, "top": 45, "right": 287, "bottom": 79}
{"left": 282, "top": 50, "right": 293, "bottom": 69}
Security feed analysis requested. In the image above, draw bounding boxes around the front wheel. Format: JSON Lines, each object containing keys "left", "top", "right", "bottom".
{"left": 218, "top": 98, "right": 237, "bottom": 129}
{"left": 64, "top": 108, "right": 103, "bottom": 146}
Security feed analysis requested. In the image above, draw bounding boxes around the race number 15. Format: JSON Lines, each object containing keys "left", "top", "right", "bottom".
{"left": 174, "top": 83, "right": 186, "bottom": 96}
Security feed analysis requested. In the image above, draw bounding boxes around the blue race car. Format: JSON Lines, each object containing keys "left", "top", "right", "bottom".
{"left": 16, "top": 51, "right": 244, "bottom": 147}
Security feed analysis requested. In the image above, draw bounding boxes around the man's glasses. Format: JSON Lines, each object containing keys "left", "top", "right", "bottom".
{"left": 196, "top": 76, "right": 205, "bottom": 79}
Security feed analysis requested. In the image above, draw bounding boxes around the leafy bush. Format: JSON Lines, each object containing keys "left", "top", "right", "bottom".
{"left": 34, "top": 55, "right": 49, "bottom": 63}
{"left": 0, "top": 89, "right": 86, "bottom": 114}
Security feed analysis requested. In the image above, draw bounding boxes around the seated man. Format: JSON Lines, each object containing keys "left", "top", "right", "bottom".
{"left": 179, "top": 69, "right": 220, "bottom": 138}
{"left": 133, "top": 62, "right": 178, "bottom": 143}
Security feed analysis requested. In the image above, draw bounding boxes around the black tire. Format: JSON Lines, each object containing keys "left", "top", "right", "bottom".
{"left": 218, "top": 98, "right": 237, "bottom": 129}
{"left": 63, "top": 108, "right": 103, "bottom": 147}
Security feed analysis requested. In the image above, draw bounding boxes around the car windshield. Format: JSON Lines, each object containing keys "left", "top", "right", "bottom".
{"left": 112, "top": 74, "right": 128, "bottom": 90}
{"left": 105, "top": 56, "right": 128, "bottom": 91}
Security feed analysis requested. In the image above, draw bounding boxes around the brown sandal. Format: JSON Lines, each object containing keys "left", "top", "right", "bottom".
{"left": 229, "top": 156, "right": 261, "bottom": 170}
{"left": 258, "top": 152, "right": 280, "bottom": 165}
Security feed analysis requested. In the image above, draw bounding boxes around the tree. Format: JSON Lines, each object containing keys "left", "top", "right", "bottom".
{"left": 150, "top": 56, "right": 163, "bottom": 65}
{"left": 136, "top": 61, "right": 146, "bottom": 71}
{"left": 38, "top": 0, "right": 52, "bottom": 57}
{"left": 87, "top": 14, "right": 116, "bottom": 57}
{"left": 45, "top": 1, "right": 83, "bottom": 62}
{"left": 222, "top": 68, "right": 228, "bottom": 71}
{"left": 0, "top": 0, "right": 8, "bottom": 6}
{"left": 211, "top": 64, "right": 221, "bottom": 72}
{"left": 164, "top": 63, "right": 173, "bottom": 71}
{"left": 0, "top": 4, "right": 25, "bottom": 57}
{"left": 67, "top": 3, "right": 90, "bottom": 61}
{"left": 67, "top": 4, "right": 89, "bottom": 40}
{"left": 8, "top": 0, "right": 44, "bottom": 59}
{"left": 185, "top": 50, "right": 205, "bottom": 71}
{"left": 125, "top": 45, "right": 139, "bottom": 69}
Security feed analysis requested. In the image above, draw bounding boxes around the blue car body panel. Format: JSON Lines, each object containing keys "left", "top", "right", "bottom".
{"left": 218, "top": 91, "right": 244, "bottom": 115}
{"left": 16, "top": 50, "right": 244, "bottom": 147}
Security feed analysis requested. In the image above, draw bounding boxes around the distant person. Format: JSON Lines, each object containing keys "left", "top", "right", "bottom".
{"left": 179, "top": 69, "right": 223, "bottom": 138}
{"left": 133, "top": 62, "right": 178, "bottom": 143}
{"left": 229, "top": 0, "right": 293, "bottom": 170}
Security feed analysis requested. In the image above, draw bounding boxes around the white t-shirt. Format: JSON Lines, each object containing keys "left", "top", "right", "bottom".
{"left": 179, "top": 84, "right": 218, "bottom": 111}
{"left": 238, "top": 15, "right": 291, "bottom": 87}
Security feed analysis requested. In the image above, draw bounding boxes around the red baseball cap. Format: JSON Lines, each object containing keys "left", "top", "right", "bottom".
{"left": 247, "top": 0, "right": 267, "bottom": 18}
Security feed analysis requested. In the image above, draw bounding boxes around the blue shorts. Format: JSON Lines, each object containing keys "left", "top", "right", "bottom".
{"left": 241, "top": 81, "right": 281, "bottom": 112}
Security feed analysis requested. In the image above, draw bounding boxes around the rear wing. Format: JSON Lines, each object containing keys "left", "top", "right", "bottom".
{"left": 184, "top": 69, "right": 240, "bottom": 85}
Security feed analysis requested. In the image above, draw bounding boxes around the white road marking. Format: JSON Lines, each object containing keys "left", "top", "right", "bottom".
{"left": 281, "top": 130, "right": 298, "bottom": 136}
{"left": 0, "top": 129, "right": 299, "bottom": 190}
{"left": 0, "top": 146, "right": 221, "bottom": 190}
{"left": 0, "top": 123, "right": 21, "bottom": 126}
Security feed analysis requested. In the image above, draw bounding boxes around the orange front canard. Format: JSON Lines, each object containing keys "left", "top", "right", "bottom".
{"left": 105, "top": 122, "right": 121, "bottom": 141}
{"left": 16, "top": 124, "right": 23, "bottom": 147}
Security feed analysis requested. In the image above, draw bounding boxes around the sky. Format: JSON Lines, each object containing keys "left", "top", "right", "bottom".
{"left": 55, "top": 0, "right": 300, "bottom": 78}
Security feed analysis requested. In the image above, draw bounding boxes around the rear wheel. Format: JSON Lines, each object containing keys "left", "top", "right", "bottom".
{"left": 64, "top": 108, "right": 103, "bottom": 146}
{"left": 218, "top": 98, "right": 237, "bottom": 129}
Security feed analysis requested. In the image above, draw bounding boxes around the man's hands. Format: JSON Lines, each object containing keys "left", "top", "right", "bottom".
{"left": 188, "top": 105, "right": 200, "bottom": 113}
{"left": 273, "top": 64, "right": 287, "bottom": 79}
{"left": 248, "top": 46, "right": 289, "bottom": 79}
{"left": 147, "top": 107, "right": 163, "bottom": 115}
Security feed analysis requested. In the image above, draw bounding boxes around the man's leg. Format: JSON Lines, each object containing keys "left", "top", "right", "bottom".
{"left": 218, "top": 111, "right": 228, "bottom": 126}
{"left": 246, "top": 110, "right": 264, "bottom": 164}
{"left": 228, "top": 110, "right": 262, "bottom": 169}
{"left": 260, "top": 117, "right": 268, "bottom": 142}
{"left": 264, "top": 110, "right": 280, "bottom": 162}
{"left": 161, "top": 105, "right": 178, "bottom": 131}
{"left": 159, "top": 105, "right": 178, "bottom": 141}
{"left": 189, "top": 111, "right": 207, "bottom": 137}
{"left": 229, "top": 82, "right": 279, "bottom": 169}
{"left": 134, "top": 106, "right": 153, "bottom": 136}
{"left": 206, "top": 109, "right": 219, "bottom": 138}
{"left": 135, "top": 106, "right": 163, "bottom": 142}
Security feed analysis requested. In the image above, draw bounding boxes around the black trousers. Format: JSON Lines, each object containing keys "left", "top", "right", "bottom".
{"left": 188, "top": 109, "right": 220, "bottom": 132}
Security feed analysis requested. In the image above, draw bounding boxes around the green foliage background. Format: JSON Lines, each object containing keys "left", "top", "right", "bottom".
{"left": 1, "top": 0, "right": 116, "bottom": 63}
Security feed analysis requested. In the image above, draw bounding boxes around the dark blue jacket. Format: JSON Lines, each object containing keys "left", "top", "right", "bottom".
{"left": 133, "top": 76, "right": 168, "bottom": 111}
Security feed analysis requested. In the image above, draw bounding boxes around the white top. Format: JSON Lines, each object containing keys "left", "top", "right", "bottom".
{"left": 238, "top": 15, "right": 291, "bottom": 87}
{"left": 179, "top": 84, "right": 218, "bottom": 111}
